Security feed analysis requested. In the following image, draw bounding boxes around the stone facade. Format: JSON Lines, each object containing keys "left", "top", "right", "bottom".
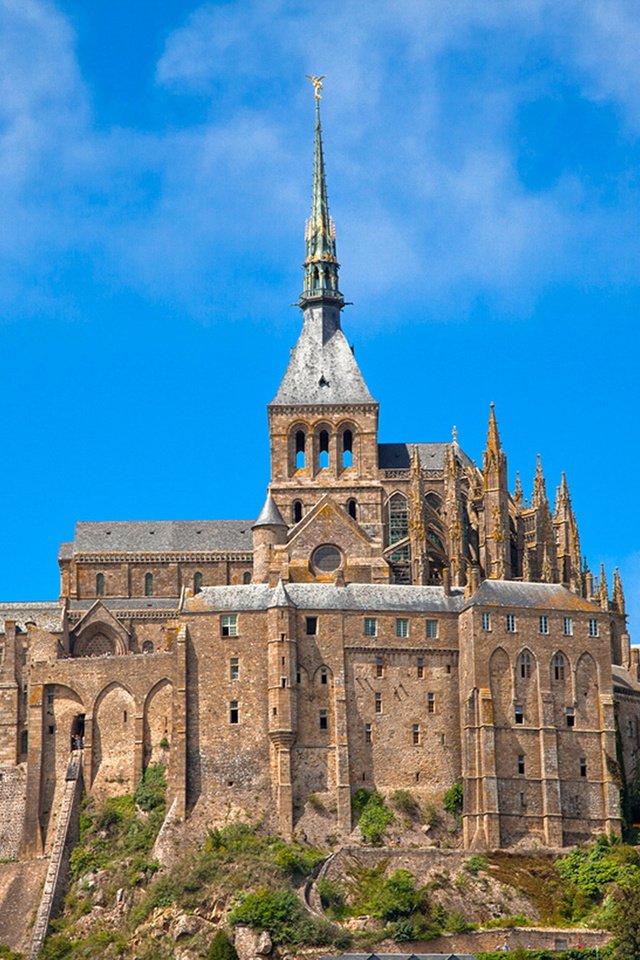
{"left": 0, "top": 96, "right": 637, "bottom": 859}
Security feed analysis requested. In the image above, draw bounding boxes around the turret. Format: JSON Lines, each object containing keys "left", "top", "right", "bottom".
{"left": 252, "top": 494, "right": 287, "bottom": 583}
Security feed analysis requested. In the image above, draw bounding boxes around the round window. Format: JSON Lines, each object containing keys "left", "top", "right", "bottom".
{"left": 312, "top": 544, "right": 342, "bottom": 573}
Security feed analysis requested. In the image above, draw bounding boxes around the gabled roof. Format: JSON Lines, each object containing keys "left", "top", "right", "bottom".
{"left": 73, "top": 521, "right": 253, "bottom": 553}
{"left": 0, "top": 602, "right": 63, "bottom": 634}
{"left": 379, "top": 442, "right": 475, "bottom": 472}
{"left": 270, "top": 310, "right": 376, "bottom": 407}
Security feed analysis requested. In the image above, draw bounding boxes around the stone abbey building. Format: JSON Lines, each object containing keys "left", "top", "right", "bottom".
{"left": 1, "top": 91, "right": 639, "bottom": 860}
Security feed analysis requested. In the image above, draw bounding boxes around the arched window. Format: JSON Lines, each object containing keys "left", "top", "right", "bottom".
{"left": 142, "top": 640, "right": 154, "bottom": 654}
{"left": 319, "top": 430, "right": 330, "bottom": 469}
{"left": 388, "top": 493, "right": 409, "bottom": 544}
{"left": 426, "top": 492, "right": 442, "bottom": 514}
{"left": 295, "top": 430, "right": 306, "bottom": 469}
{"left": 519, "top": 651, "right": 532, "bottom": 679}
{"left": 553, "top": 653, "right": 566, "bottom": 682}
{"left": 96, "top": 573, "right": 105, "bottom": 597}
{"left": 242, "top": 571, "right": 251, "bottom": 585}
{"left": 347, "top": 498, "right": 357, "bottom": 519}
{"left": 342, "top": 429, "right": 353, "bottom": 468}
{"left": 144, "top": 572, "right": 154, "bottom": 597}
{"left": 292, "top": 500, "right": 303, "bottom": 523}
{"left": 194, "top": 572, "right": 203, "bottom": 594}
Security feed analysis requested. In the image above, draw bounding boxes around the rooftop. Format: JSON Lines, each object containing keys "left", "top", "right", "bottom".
{"left": 72, "top": 520, "right": 254, "bottom": 554}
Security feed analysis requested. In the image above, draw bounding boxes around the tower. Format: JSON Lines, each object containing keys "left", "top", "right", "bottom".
{"left": 267, "top": 80, "right": 383, "bottom": 541}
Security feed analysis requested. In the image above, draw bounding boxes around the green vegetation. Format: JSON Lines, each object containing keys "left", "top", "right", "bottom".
{"left": 443, "top": 781, "right": 463, "bottom": 819}
{"left": 353, "top": 790, "right": 394, "bottom": 844}
{"left": 390, "top": 789, "right": 421, "bottom": 819}
{"left": 207, "top": 930, "right": 238, "bottom": 960}
{"left": 228, "top": 888, "right": 343, "bottom": 947}
{"left": 465, "top": 854, "right": 488, "bottom": 874}
{"left": 609, "top": 880, "right": 640, "bottom": 960}
{"left": 0, "top": 945, "right": 23, "bottom": 960}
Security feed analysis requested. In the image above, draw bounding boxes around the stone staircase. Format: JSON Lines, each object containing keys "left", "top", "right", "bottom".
{"left": 29, "top": 752, "right": 83, "bottom": 959}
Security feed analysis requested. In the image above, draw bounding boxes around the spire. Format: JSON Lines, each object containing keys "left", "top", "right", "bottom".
{"left": 300, "top": 77, "right": 343, "bottom": 309}
{"left": 484, "top": 402, "right": 503, "bottom": 459}
{"left": 532, "top": 454, "right": 547, "bottom": 508}
{"left": 599, "top": 563, "right": 609, "bottom": 611}
{"left": 514, "top": 471, "right": 523, "bottom": 510}
{"left": 613, "top": 568, "right": 626, "bottom": 614}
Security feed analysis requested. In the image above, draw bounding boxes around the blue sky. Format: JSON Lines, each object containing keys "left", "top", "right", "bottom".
{"left": 1, "top": 0, "right": 640, "bottom": 637}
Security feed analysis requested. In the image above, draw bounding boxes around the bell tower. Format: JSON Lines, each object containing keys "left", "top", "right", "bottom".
{"left": 267, "top": 78, "right": 382, "bottom": 539}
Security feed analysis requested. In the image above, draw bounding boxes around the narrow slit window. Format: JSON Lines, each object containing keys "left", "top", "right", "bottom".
{"left": 194, "top": 572, "right": 203, "bottom": 594}
{"left": 230, "top": 657, "right": 239, "bottom": 681}
{"left": 342, "top": 429, "right": 353, "bottom": 468}
{"left": 319, "top": 429, "right": 330, "bottom": 469}
{"left": 539, "top": 615, "right": 549, "bottom": 635}
{"left": 347, "top": 498, "right": 357, "bottom": 519}
{"left": 515, "top": 704, "right": 524, "bottom": 724}
{"left": 482, "top": 612, "right": 491, "bottom": 631}
{"left": 566, "top": 706, "right": 575, "bottom": 728}
{"left": 96, "top": 573, "right": 105, "bottom": 596}
{"left": 375, "top": 656, "right": 384, "bottom": 678}
{"left": 320, "top": 668, "right": 328, "bottom": 685}
{"left": 427, "top": 692, "right": 435, "bottom": 714}
{"left": 375, "top": 692, "right": 382, "bottom": 714}
{"left": 365, "top": 723, "right": 372, "bottom": 743}
{"left": 144, "top": 572, "right": 154, "bottom": 597}
{"left": 295, "top": 431, "right": 306, "bottom": 469}
{"left": 412, "top": 723, "right": 420, "bottom": 745}
{"left": 230, "top": 700, "right": 239, "bottom": 724}
{"left": 580, "top": 757, "right": 587, "bottom": 778}
{"left": 518, "top": 754, "right": 525, "bottom": 775}
{"left": 319, "top": 709, "right": 328, "bottom": 730}
{"left": 417, "top": 656, "right": 424, "bottom": 679}
{"left": 293, "top": 500, "right": 303, "bottom": 523}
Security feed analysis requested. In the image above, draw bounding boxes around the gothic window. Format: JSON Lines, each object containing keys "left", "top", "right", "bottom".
{"left": 426, "top": 492, "right": 442, "bottom": 514}
{"left": 428, "top": 528, "right": 445, "bottom": 552}
{"left": 553, "top": 653, "right": 566, "bottom": 681}
{"left": 194, "top": 572, "right": 203, "bottom": 594}
{"left": 295, "top": 430, "right": 306, "bottom": 469}
{"left": 96, "top": 573, "right": 105, "bottom": 596}
{"left": 347, "top": 498, "right": 357, "bottom": 519}
{"left": 388, "top": 493, "right": 409, "bottom": 544}
{"left": 293, "top": 500, "right": 303, "bottom": 523}
{"left": 342, "top": 429, "right": 353, "bottom": 468}
{"left": 318, "top": 429, "right": 330, "bottom": 469}
{"left": 519, "top": 651, "right": 532, "bottom": 678}
{"left": 144, "top": 572, "right": 154, "bottom": 597}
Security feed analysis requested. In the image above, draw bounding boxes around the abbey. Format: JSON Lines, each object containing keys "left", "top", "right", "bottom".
{"left": 1, "top": 91, "right": 638, "bottom": 859}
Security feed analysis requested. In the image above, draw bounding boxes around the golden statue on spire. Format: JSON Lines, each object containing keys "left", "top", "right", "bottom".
{"left": 306, "top": 75, "right": 325, "bottom": 99}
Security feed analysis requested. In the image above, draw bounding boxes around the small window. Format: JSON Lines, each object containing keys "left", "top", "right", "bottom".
{"left": 306, "top": 616, "right": 318, "bottom": 636}
{"left": 47, "top": 692, "right": 54, "bottom": 707}
{"left": 412, "top": 723, "right": 420, "bottom": 745}
{"left": 580, "top": 757, "right": 587, "bottom": 778}
{"left": 481, "top": 612, "right": 491, "bottom": 631}
{"left": 375, "top": 656, "right": 384, "bottom": 678}
{"left": 539, "top": 615, "right": 549, "bottom": 635}
{"left": 319, "top": 709, "right": 328, "bottom": 730}
{"left": 194, "top": 572, "right": 203, "bottom": 594}
{"left": 320, "top": 668, "right": 328, "bottom": 685}
{"left": 229, "top": 700, "right": 239, "bottom": 724}
{"left": 144, "top": 572, "right": 154, "bottom": 597}
{"left": 342, "top": 429, "right": 353, "bottom": 469}
{"left": 427, "top": 692, "right": 435, "bottom": 714}
{"left": 566, "top": 706, "right": 575, "bottom": 728}
{"left": 506, "top": 614, "right": 517, "bottom": 633}
{"left": 515, "top": 704, "right": 524, "bottom": 724}
{"left": 365, "top": 723, "right": 372, "bottom": 743}
{"left": 20, "top": 731, "right": 28, "bottom": 754}
{"left": 553, "top": 653, "right": 566, "bottom": 681}
{"left": 221, "top": 614, "right": 238, "bottom": 637}
{"left": 296, "top": 671, "right": 301, "bottom": 684}
{"left": 426, "top": 619, "right": 438, "bottom": 639}
{"left": 563, "top": 616, "right": 573, "bottom": 636}
{"left": 519, "top": 651, "right": 532, "bottom": 679}
{"left": 96, "top": 573, "right": 105, "bottom": 597}
{"left": 347, "top": 498, "right": 357, "bottom": 519}
{"left": 242, "top": 571, "right": 251, "bottom": 585}
{"left": 48, "top": 725, "right": 54, "bottom": 735}
{"left": 396, "top": 618, "right": 409, "bottom": 638}
{"left": 281, "top": 677, "right": 287, "bottom": 688}
{"left": 375, "top": 692, "right": 382, "bottom": 714}
{"left": 589, "top": 618, "right": 599, "bottom": 637}
{"left": 319, "top": 429, "right": 330, "bottom": 469}
{"left": 295, "top": 431, "right": 306, "bottom": 469}
{"left": 142, "top": 640, "right": 154, "bottom": 654}
{"left": 518, "top": 754, "right": 525, "bottom": 775}
{"left": 364, "top": 617, "right": 377, "bottom": 637}
{"left": 230, "top": 657, "right": 239, "bottom": 681}
{"left": 293, "top": 500, "right": 303, "bottom": 523}
{"left": 417, "top": 656, "right": 424, "bottom": 679}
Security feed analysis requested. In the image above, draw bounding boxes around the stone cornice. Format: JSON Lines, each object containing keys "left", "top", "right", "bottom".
{"left": 73, "top": 552, "right": 253, "bottom": 564}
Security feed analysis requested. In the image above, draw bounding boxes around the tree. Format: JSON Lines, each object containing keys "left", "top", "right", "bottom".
{"left": 609, "top": 882, "right": 640, "bottom": 960}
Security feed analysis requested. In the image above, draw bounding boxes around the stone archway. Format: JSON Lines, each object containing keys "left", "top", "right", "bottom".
{"left": 143, "top": 679, "right": 173, "bottom": 768}
{"left": 91, "top": 683, "right": 136, "bottom": 799}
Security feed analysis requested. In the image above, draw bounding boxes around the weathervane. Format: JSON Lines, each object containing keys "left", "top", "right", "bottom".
{"left": 306, "top": 75, "right": 325, "bottom": 100}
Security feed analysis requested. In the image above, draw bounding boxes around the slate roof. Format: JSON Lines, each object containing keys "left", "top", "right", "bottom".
{"left": 73, "top": 521, "right": 253, "bottom": 553}
{"left": 253, "top": 495, "right": 286, "bottom": 528}
{"left": 0, "top": 603, "right": 64, "bottom": 634}
{"left": 465, "top": 579, "right": 598, "bottom": 612}
{"left": 186, "top": 582, "right": 464, "bottom": 614}
{"left": 271, "top": 311, "right": 376, "bottom": 406}
{"left": 613, "top": 663, "right": 640, "bottom": 696}
{"left": 68, "top": 599, "right": 179, "bottom": 612}
{"left": 378, "top": 442, "right": 475, "bottom": 472}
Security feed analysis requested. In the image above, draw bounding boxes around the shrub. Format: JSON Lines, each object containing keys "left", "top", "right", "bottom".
{"left": 373, "top": 869, "right": 423, "bottom": 921}
{"left": 229, "top": 888, "right": 300, "bottom": 942}
{"left": 307, "top": 793, "right": 325, "bottom": 813}
{"left": 135, "top": 763, "right": 167, "bottom": 812}
{"left": 422, "top": 802, "right": 442, "bottom": 828}
{"left": 358, "top": 791, "right": 393, "bottom": 845}
{"left": 351, "top": 788, "right": 371, "bottom": 818}
{"left": 443, "top": 782, "right": 463, "bottom": 819}
{"left": 208, "top": 930, "right": 239, "bottom": 960}
{"left": 465, "top": 854, "right": 488, "bottom": 874}
{"left": 391, "top": 789, "right": 420, "bottom": 818}
{"left": 317, "top": 878, "right": 346, "bottom": 917}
